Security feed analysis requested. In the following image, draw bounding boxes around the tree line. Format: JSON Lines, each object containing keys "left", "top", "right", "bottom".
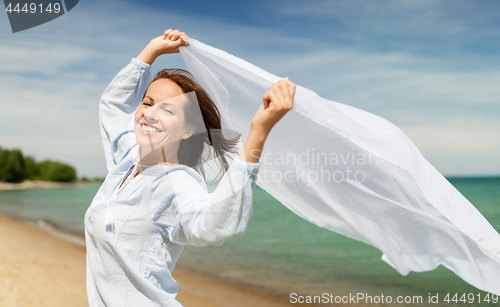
{"left": 0, "top": 146, "right": 77, "bottom": 183}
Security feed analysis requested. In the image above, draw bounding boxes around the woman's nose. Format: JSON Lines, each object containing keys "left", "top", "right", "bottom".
{"left": 142, "top": 105, "right": 159, "bottom": 123}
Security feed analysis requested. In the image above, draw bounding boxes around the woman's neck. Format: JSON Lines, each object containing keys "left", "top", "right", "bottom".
{"left": 136, "top": 145, "right": 180, "bottom": 172}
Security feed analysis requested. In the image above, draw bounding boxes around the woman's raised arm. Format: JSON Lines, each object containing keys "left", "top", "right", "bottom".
{"left": 99, "top": 59, "right": 152, "bottom": 173}
{"left": 99, "top": 29, "right": 189, "bottom": 173}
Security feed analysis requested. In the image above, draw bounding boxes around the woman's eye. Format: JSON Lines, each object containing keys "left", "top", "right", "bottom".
{"left": 163, "top": 109, "right": 174, "bottom": 114}
{"left": 142, "top": 102, "right": 152, "bottom": 107}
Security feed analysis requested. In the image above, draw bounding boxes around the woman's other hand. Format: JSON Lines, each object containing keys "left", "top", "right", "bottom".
{"left": 136, "top": 29, "right": 190, "bottom": 65}
{"left": 251, "top": 79, "right": 296, "bottom": 135}
{"left": 238, "top": 79, "right": 296, "bottom": 163}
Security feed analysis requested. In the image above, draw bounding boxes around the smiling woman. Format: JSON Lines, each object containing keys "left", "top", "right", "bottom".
{"left": 134, "top": 78, "right": 196, "bottom": 167}
{"left": 133, "top": 67, "right": 243, "bottom": 183}
{"left": 84, "top": 29, "right": 296, "bottom": 307}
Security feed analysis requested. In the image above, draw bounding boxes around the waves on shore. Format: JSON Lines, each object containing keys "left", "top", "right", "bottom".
{"left": 24, "top": 218, "right": 86, "bottom": 246}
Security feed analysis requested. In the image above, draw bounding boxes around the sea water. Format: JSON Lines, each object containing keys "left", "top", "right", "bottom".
{"left": 0, "top": 177, "right": 498, "bottom": 306}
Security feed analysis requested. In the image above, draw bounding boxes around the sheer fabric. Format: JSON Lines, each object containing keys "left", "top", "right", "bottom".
{"left": 179, "top": 38, "right": 500, "bottom": 295}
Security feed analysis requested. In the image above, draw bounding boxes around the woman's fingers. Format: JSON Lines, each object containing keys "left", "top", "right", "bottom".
{"left": 179, "top": 33, "right": 190, "bottom": 46}
{"left": 280, "top": 79, "right": 295, "bottom": 110}
{"left": 288, "top": 81, "right": 296, "bottom": 100}
{"left": 168, "top": 30, "right": 178, "bottom": 40}
{"left": 165, "top": 29, "right": 187, "bottom": 41}
{"left": 158, "top": 29, "right": 190, "bottom": 50}
{"left": 279, "top": 79, "right": 295, "bottom": 96}
{"left": 283, "top": 80, "right": 295, "bottom": 110}
{"left": 179, "top": 38, "right": 190, "bottom": 47}
{"left": 162, "top": 29, "right": 190, "bottom": 46}
{"left": 270, "top": 80, "right": 294, "bottom": 111}
{"left": 276, "top": 82, "right": 288, "bottom": 105}
{"left": 144, "top": 29, "right": 190, "bottom": 59}
{"left": 253, "top": 79, "right": 295, "bottom": 133}
{"left": 278, "top": 81, "right": 292, "bottom": 109}
{"left": 263, "top": 83, "right": 290, "bottom": 115}
{"left": 262, "top": 90, "right": 272, "bottom": 109}
{"left": 163, "top": 29, "right": 173, "bottom": 39}
{"left": 164, "top": 29, "right": 176, "bottom": 40}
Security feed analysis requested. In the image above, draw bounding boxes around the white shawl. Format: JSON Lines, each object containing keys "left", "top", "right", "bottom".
{"left": 179, "top": 38, "right": 500, "bottom": 295}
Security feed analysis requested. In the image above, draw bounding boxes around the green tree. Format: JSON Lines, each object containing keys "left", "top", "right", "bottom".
{"left": 3, "top": 149, "right": 26, "bottom": 183}
{"left": 24, "top": 156, "right": 40, "bottom": 180}
{"left": 0, "top": 145, "right": 78, "bottom": 183}
{"left": 38, "top": 160, "right": 76, "bottom": 182}
{"left": 0, "top": 147, "right": 7, "bottom": 181}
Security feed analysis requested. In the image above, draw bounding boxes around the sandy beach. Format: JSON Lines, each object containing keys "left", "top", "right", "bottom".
{"left": 0, "top": 214, "right": 293, "bottom": 307}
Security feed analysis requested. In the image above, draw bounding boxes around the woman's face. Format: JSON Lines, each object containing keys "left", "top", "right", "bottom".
{"left": 134, "top": 79, "right": 194, "bottom": 149}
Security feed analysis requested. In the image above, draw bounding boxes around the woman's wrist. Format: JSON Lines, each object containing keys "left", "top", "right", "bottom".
{"left": 136, "top": 44, "right": 159, "bottom": 65}
{"left": 249, "top": 123, "right": 271, "bottom": 139}
{"left": 238, "top": 125, "right": 269, "bottom": 163}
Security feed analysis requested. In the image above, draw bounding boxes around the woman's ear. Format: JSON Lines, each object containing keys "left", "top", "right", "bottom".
{"left": 182, "top": 124, "right": 196, "bottom": 139}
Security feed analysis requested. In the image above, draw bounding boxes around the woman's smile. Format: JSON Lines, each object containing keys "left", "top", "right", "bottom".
{"left": 140, "top": 122, "right": 162, "bottom": 134}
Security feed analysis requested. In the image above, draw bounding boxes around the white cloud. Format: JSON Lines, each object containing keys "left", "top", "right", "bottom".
{"left": 0, "top": 42, "right": 101, "bottom": 75}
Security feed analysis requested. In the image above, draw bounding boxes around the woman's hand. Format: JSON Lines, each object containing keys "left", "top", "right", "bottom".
{"left": 238, "top": 79, "right": 296, "bottom": 163}
{"left": 251, "top": 79, "right": 296, "bottom": 135}
{"left": 136, "top": 29, "right": 190, "bottom": 65}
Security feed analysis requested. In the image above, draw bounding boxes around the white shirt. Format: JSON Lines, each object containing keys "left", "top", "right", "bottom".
{"left": 84, "top": 58, "right": 261, "bottom": 307}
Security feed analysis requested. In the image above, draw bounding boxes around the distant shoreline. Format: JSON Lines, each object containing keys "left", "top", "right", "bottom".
{"left": 0, "top": 180, "right": 99, "bottom": 191}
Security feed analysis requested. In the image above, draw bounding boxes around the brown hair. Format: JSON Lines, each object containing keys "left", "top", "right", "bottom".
{"left": 143, "top": 68, "right": 240, "bottom": 185}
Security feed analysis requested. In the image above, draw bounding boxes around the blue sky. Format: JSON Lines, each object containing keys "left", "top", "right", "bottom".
{"left": 0, "top": 0, "right": 499, "bottom": 178}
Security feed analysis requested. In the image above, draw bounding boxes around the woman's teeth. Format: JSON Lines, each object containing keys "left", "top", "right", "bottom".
{"left": 141, "top": 124, "right": 160, "bottom": 133}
